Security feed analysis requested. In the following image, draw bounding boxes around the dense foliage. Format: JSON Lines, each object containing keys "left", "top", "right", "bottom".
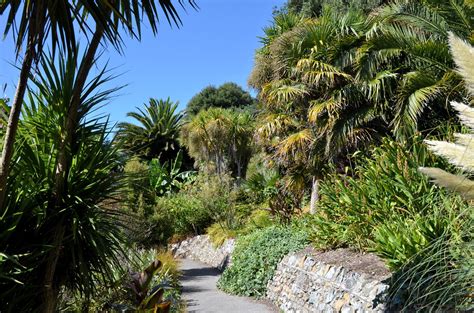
{"left": 387, "top": 33, "right": 474, "bottom": 311}
{"left": 59, "top": 248, "right": 183, "bottom": 312}
{"left": 0, "top": 1, "right": 195, "bottom": 310}
{"left": 310, "top": 139, "right": 467, "bottom": 269}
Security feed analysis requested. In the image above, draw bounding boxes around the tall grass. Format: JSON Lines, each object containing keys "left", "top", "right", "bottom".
{"left": 387, "top": 208, "right": 473, "bottom": 311}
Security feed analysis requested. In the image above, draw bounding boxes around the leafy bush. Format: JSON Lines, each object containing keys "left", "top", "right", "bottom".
{"left": 154, "top": 192, "right": 212, "bottom": 238}
{"left": 268, "top": 182, "right": 303, "bottom": 223}
{"left": 151, "top": 173, "right": 248, "bottom": 242}
{"left": 243, "top": 154, "right": 280, "bottom": 204}
{"left": 122, "top": 154, "right": 196, "bottom": 247}
{"left": 149, "top": 150, "right": 196, "bottom": 196}
{"left": 217, "top": 226, "right": 308, "bottom": 298}
{"left": 372, "top": 204, "right": 461, "bottom": 271}
{"left": 127, "top": 212, "right": 176, "bottom": 248}
{"left": 123, "top": 157, "right": 155, "bottom": 216}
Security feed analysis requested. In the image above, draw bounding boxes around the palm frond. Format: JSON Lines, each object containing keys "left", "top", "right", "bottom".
{"left": 261, "top": 80, "right": 309, "bottom": 105}
{"left": 296, "top": 58, "right": 352, "bottom": 86}
{"left": 393, "top": 71, "right": 445, "bottom": 139}
{"left": 276, "top": 128, "right": 314, "bottom": 163}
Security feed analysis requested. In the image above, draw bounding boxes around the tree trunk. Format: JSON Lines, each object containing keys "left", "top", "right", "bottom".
{"left": 0, "top": 4, "right": 44, "bottom": 208}
{"left": 41, "top": 223, "right": 65, "bottom": 313}
{"left": 309, "top": 177, "right": 319, "bottom": 214}
{"left": 42, "top": 25, "right": 105, "bottom": 313}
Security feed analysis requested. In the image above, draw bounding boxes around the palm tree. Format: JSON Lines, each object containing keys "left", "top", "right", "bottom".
{"left": 1, "top": 2, "right": 196, "bottom": 310}
{"left": 253, "top": 8, "right": 386, "bottom": 213}
{"left": 251, "top": 1, "right": 473, "bottom": 213}
{"left": 0, "top": 0, "right": 197, "bottom": 209}
{"left": 117, "top": 98, "right": 184, "bottom": 162}
{"left": 227, "top": 110, "right": 254, "bottom": 180}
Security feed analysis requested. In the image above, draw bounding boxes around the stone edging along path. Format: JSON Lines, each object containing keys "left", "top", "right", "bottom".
{"left": 171, "top": 235, "right": 391, "bottom": 313}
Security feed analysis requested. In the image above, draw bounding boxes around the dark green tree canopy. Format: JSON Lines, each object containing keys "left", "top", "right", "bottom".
{"left": 282, "top": 0, "right": 386, "bottom": 17}
{"left": 186, "top": 82, "right": 255, "bottom": 116}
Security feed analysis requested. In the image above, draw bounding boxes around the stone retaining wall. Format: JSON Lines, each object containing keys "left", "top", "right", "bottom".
{"left": 267, "top": 248, "right": 391, "bottom": 313}
{"left": 170, "top": 235, "right": 235, "bottom": 270}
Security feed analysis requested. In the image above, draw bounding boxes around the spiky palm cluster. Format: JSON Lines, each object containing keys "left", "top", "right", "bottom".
{"left": 117, "top": 98, "right": 184, "bottom": 163}
{"left": 0, "top": 52, "right": 125, "bottom": 311}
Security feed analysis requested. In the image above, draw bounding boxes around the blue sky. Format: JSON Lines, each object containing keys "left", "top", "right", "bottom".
{"left": 0, "top": 0, "right": 285, "bottom": 125}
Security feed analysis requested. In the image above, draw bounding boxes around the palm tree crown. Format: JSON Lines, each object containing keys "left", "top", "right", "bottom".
{"left": 118, "top": 98, "right": 184, "bottom": 162}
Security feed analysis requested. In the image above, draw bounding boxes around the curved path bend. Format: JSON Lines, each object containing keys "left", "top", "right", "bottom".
{"left": 179, "top": 258, "right": 277, "bottom": 313}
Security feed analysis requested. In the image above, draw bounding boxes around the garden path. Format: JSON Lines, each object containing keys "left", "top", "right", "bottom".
{"left": 179, "top": 258, "right": 277, "bottom": 313}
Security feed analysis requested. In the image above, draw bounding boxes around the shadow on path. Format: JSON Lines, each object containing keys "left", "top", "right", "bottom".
{"left": 179, "top": 258, "right": 276, "bottom": 313}
{"left": 180, "top": 266, "right": 220, "bottom": 282}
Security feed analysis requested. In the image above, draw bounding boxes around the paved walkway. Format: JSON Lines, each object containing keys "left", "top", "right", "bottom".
{"left": 179, "top": 258, "right": 277, "bottom": 313}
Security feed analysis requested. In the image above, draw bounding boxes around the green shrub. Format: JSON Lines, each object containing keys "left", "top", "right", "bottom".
{"left": 217, "top": 226, "right": 308, "bottom": 298}
{"left": 243, "top": 154, "right": 280, "bottom": 204}
{"left": 149, "top": 150, "right": 196, "bottom": 196}
{"left": 155, "top": 191, "right": 212, "bottom": 237}
{"left": 151, "top": 173, "right": 249, "bottom": 241}
{"left": 124, "top": 157, "right": 155, "bottom": 216}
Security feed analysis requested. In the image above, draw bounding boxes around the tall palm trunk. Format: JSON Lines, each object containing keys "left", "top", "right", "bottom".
{"left": 309, "top": 176, "right": 319, "bottom": 214}
{"left": 42, "top": 24, "right": 105, "bottom": 313}
{"left": 0, "top": 4, "right": 45, "bottom": 209}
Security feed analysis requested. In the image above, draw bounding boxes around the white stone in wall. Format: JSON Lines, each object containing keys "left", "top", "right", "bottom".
{"left": 170, "top": 235, "right": 235, "bottom": 270}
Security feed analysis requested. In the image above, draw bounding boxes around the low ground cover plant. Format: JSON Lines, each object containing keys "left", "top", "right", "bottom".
{"left": 217, "top": 226, "right": 308, "bottom": 298}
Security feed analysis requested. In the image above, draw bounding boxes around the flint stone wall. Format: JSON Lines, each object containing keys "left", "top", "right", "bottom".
{"left": 267, "top": 248, "right": 391, "bottom": 313}
{"left": 170, "top": 235, "right": 234, "bottom": 270}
